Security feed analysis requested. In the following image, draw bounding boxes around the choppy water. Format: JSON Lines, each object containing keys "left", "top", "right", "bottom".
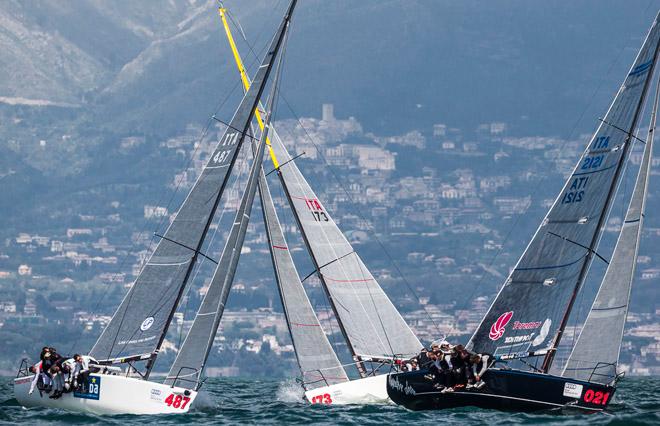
{"left": 1, "top": 376, "right": 658, "bottom": 425}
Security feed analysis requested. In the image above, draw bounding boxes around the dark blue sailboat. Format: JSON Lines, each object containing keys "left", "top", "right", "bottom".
{"left": 387, "top": 10, "right": 660, "bottom": 412}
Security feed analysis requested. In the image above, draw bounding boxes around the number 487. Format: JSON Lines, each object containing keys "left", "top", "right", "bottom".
{"left": 165, "top": 393, "right": 191, "bottom": 409}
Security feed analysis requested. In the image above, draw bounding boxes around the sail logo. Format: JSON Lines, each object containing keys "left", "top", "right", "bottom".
{"left": 140, "top": 316, "right": 155, "bottom": 331}
{"left": 489, "top": 311, "right": 513, "bottom": 341}
{"left": 303, "top": 197, "right": 329, "bottom": 222}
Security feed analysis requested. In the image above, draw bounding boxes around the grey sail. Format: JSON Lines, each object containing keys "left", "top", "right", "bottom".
{"left": 165, "top": 108, "right": 273, "bottom": 388}
{"left": 268, "top": 130, "right": 422, "bottom": 361}
{"left": 164, "top": 3, "right": 294, "bottom": 386}
{"left": 467, "top": 13, "right": 660, "bottom": 370}
{"left": 90, "top": 25, "right": 287, "bottom": 368}
{"left": 562, "top": 74, "right": 659, "bottom": 384}
{"left": 259, "top": 169, "right": 350, "bottom": 390}
{"left": 90, "top": 0, "right": 295, "bottom": 369}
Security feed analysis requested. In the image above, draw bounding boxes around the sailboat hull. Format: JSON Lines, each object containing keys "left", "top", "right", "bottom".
{"left": 386, "top": 368, "right": 615, "bottom": 412}
{"left": 14, "top": 373, "right": 198, "bottom": 415}
{"left": 305, "top": 374, "right": 390, "bottom": 405}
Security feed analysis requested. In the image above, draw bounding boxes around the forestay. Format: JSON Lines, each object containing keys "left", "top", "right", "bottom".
{"left": 563, "top": 73, "right": 659, "bottom": 384}
{"left": 467, "top": 13, "right": 660, "bottom": 363}
{"left": 219, "top": 12, "right": 349, "bottom": 389}
{"left": 90, "top": 0, "right": 295, "bottom": 367}
{"left": 269, "top": 132, "right": 422, "bottom": 360}
{"left": 259, "top": 169, "right": 349, "bottom": 390}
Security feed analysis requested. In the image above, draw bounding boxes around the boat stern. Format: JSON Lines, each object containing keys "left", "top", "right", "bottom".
{"left": 13, "top": 373, "right": 198, "bottom": 415}
{"left": 304, "top": 374, "right": 390, "bottom": 405}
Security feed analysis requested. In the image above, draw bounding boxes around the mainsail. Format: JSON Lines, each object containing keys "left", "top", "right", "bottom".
{"left": 269, "top": 133, "right": 423, "bottom": 361}
{"left": 90, "top": 0, "right": 295, "bottom": 371}
{"left": 467, "top": 13, "right": 660, "bottom": 371}
{"left": 562, "top": 74, "right": 659, "bottom": 384}
{"left": 164, "top": 4, "right": 294, "bottom": 388}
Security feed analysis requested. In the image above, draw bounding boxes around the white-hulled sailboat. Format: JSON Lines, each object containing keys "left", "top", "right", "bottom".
{"left": 218, "top": 8, "right": 423, "bottom": 405}
{"left": 13, "top": 0, "right": 297, "bottom": 414}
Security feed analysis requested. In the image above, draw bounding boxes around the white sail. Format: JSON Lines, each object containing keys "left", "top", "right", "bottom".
{"left": 269, "top": 131, "right": 422, "bottom": 361}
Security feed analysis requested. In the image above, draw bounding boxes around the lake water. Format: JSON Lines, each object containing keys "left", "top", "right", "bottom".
{"left": 1, "top": 376, "right": 658, "bottom": 425}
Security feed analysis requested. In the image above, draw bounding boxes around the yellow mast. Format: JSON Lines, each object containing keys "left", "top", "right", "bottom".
{"left": 219, "top": 6, "right": 280, "bottom": 169}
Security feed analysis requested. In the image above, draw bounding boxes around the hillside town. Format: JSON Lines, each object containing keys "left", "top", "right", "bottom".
{"left": 0, "top": 105, "right": 658, "bottom": 377}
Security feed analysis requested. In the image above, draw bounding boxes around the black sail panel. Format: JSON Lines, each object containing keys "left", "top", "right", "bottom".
{"left": 467, "top": 13, "right": 660, "bottom": 361}
{"left": 89, "top": 1, "right": 295, "bottom": 364}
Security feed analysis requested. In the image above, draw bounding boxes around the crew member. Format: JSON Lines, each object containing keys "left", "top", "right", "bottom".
{"left": 28, "top": 360, "right": 50, "bottom": 395}
{"left": 467, "top": 353, "right": 491, "bottom": 389}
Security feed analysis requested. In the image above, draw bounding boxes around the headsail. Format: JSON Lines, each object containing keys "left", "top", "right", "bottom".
{"left": 259, "top": 172, "right": 350, "bottom": 389}
{"left": 219, "top": 6, "right": 349, "bottom": 390}
{"left": 90, "top": 0, "right": 296, "bottom": 372}
{"left": 219, "top": 7, "right": 348, "bottom": 390}
{"left": 269, "top": 133, "right": 423, "bottom": 362}
{"left": 467, "top": 13, "right": 660, "bottom": 370}
{"left": 562, "top": 73, "right": 659, "bottom": 384}
{"left": 164, "top": 2, "right": 294, "bottom": 389}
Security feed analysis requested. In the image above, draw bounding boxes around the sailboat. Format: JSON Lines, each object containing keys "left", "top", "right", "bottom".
{"left": 387, "top": 10, "right": 660, "bottom": 412}
{"left": 13, "top": 0, "right": 297, "bottom": 415}
{"left": 218, "top": 7, "right": 423, "bottom": 404}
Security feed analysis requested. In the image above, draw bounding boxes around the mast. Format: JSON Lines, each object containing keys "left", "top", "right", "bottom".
{"left": 89, "top": 1, "right": 297, "bottom": 379}
{"left": 164, "top": 2, "right": 294, "bottom": 388}
{"left": 220, "top": 5, "right": 364, "bottom": 376}
{"left": 541, "top": 23, "right": 660, "bottom": 372}
{"left": 562, "top": 72, "right": 659, "bottom": 383}
{"left": 221, "top": 8, "right": 349, "bottom": 388}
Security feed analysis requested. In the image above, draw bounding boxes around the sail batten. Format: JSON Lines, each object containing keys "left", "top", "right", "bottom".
{"left": 467, "top": 13, "right": 660, "bottom": 370}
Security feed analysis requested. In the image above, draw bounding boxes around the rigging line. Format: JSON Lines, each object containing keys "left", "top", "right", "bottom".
{"left": 358, "top": 252, "right": 397, "bottom": 358}
{"left": 546, "top": 231, "right": 610, "bottom": 265}
{"left": 225, "top": 7, "right": 433, "bottom": 350}
{"left": 153, "top": 233, "right": 219, "bottom": 265}
{"left": 211, "top": 116, "right": 261, "bottom": 141}
{"left": 265, "top": 152, "right": 305, "bottom": 176}
{"left": 300, "top": 251, "right": 356, "bottom": 283}
{"left": 111, "top": 147, "right": 252, "bottom": 358}
{"left": 598, "top": 117, "right": 647, "bottom": 144}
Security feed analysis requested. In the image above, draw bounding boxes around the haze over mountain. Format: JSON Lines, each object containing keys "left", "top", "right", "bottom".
{"left": 1, "top": 0, "right": 657, "bottom": 133}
